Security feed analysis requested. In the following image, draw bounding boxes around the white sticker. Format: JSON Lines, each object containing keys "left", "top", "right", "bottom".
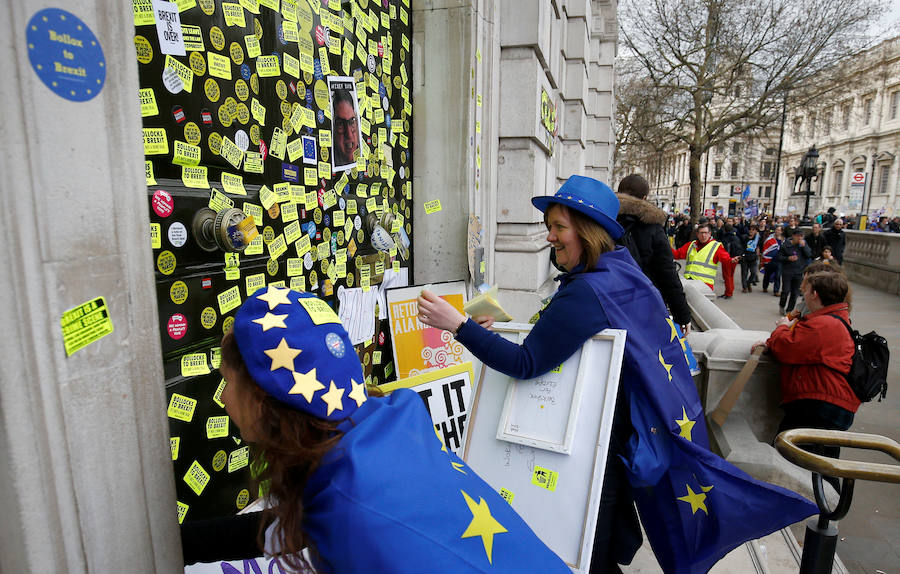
{"left": 399, "top": 166, "right": 405, "bottom": 179}
{"left": 303, "top": 252, "right": 313, "bottom": 270}
{"left": 366, "top": 54, "right": 376, "bottom": 73}
{"left": 354, "top": 215, "right": 362, "bottom": 230}
{"left": 153, "top": 0, "right": 186, "bottom": 56}
{"left": 162, "top": 67, "right": 184, "bottom": 94}
{"left": 234, "top": 129, "right": 250, "bottom": 151}
{"left": 168, "top": 222, "right": 188, "bottom": 247}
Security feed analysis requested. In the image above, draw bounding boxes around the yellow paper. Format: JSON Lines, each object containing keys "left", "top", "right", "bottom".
{"left": 259, "top": 185, "right": 276, "bottom": 209}
{"left": 165, "top": 55, "right": 193, "bottom": 92}
{"left": 173, "top": 140, "right": 201, "bottom": 166}
{"left": 424, "top": 199, "right": 442, "bottom": 214}
{"left": 207, "top": 51, "right": 232, "bottom": 80}
{"left": 220, "top": 136, "right": 244, "bottom": 169}
{"left": 284, "top": 220, "right": 302, "bottom": 244}
{"left": 167, "top": 393, "right": 197, "bottom": 422}
{"left": 183, "top": 461, "right": 211, "bottom": 495}
{"left": 256, "top": 54, "right": 281, "bottom": 77}
{"left": 245, "top": 34, "right": 261, "bottom": 58}
{"left": 221, "top": 172, "right": 247, "bottom": 195}
{"left": 217, "top": 285, "right": 242, "bottom": 314}
{"left": 281, "top": 201, "right": 298, "bottom": 222}
{"left": 245, "top": 273, "right": 265, "bottom": 296}
{"left": 150, "top": 223, "right": 161, "bottom": 248}
{"left": 60, "top": 296, "right": 114, "bottom": 356}
{"left": 287, "top": 257, "right": 302, "bottom": 277}
{"left": 181, "top": 353, "right": 211, "bottom": 377}
{"left": 182, "top": 165, "right": 210, "bottom": 188}
{"left": 143, "top": 128, "right": 168, "bottom": 155}
{"left": 295, "top": 234, "right": 311, "bottom": 256}
{"left": 297, "top": 297, "right": 341, "bottom": 325}
{"left": 268, "top": 234, "right": 288, "bottom": 259}
{"left": 304, "top": 167, "right": 317, "bottom": 186}
{"left": 145, "top": 161, "right": 156, "bottom": 185}
{"left": 139, "top": 88, "right": 158, "bottom": 117}
{"left": 209, "top": 188, "right": 235, "bottom": 211}
{"left": 222, "top": 2, "right": 247, "bottom": 26}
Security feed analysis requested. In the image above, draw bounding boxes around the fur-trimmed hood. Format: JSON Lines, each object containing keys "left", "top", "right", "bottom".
{"left": 616, "top": 193, "right": 668, "bottom": 226}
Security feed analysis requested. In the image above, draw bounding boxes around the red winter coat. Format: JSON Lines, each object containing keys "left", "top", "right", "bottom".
{"left": 765, "top": 302, "right": 859, "bottom": 412}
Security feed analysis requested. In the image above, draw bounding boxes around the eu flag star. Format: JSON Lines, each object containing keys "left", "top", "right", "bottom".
{"left": 256, "top": 285, "right": 293, "bottom": 310}
{"left": 264, "top": 338, "right": 302, "bottom": 371}
{"left": 320, "top": 381, "right": 346, "bottom": 416}
{"left": 675, "top": 406, "right": 696, "bottom": 441}
{"left": 460, "top": 490, "right": 508, "bottom": 564}
{"left": 347, "top": 378, "right": 367, "bottom": 407}
{"left": 665, "top": 317, "right": 679, "bottom": 342}
{"left": 677, "top": 484, "right": 709, "bottom": 515}
{"left": 658, "top": 350, "right": 673, "bottom": 382}
{"left": 288, "top": 368, "right": 325, "bottom": 402}
{"left": 252, "top": 312, "right": 288, "bottom": 331}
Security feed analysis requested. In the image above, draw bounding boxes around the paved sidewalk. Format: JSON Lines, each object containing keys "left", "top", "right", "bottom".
{"left": 709, "top": 270, "right": 900, "bottom": 574}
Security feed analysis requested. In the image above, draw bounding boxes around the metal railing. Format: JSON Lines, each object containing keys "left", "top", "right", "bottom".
{"left": 775, "top": 429, "right": 900, "bottom": 574}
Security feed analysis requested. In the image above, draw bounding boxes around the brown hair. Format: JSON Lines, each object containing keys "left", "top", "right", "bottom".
{"left": 618, "top": 174, "right": 650, "bottom": 199}
{"left": 544, "top": 203, "right": 616, "bottom": 270}
{"left": 802, "top": 271, "right": 851, "bottom": 308}
{"left": 220, "top": 330, "right": 342, "bottom": 572}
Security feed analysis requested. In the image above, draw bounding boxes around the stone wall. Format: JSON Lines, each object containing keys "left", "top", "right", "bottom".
{"left": 843, "top": 229, "right": 900, "bottom": 295}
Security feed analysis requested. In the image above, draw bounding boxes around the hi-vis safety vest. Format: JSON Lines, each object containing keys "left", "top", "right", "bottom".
{"left": 684, "top": 240, "right": 721, "bottom": 285}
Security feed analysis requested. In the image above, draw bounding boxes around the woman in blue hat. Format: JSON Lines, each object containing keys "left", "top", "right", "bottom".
{"left": 418, "top": 175, "right": 645, "bottom": 572}
{"left": 181, "top": 286, "right": 570, "bottom": 574}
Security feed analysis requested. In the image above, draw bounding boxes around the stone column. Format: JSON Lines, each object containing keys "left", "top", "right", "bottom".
{"left": 0, "top": 1, "right": 180, "bottom": 571}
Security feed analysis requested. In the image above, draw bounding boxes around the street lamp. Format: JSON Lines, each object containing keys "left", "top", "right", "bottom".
{"left": 799, "top": 146, "right": 819, "bottom": 222}
{"left": 672, "top": 181, "right": 679, "bottom": 213}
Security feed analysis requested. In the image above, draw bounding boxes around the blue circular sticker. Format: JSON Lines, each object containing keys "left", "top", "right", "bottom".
{"left": 316, "top": 109, "right": 325, "bottom": 124}
{"left": 240, "top": 63, "right": 251, "bottom": 80}
{"left": 325, "top": 333, "right": 346, "bottom": 358}
{"left": 305, "top": 88, "right": 313, "bottom": 105}
{"left": 26, "top": 8, "right": 105, "bottom": 102}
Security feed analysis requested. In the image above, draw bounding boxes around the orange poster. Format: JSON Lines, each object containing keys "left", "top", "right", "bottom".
{"left": 386, "top": 281, "right": 469, "bottom": 379}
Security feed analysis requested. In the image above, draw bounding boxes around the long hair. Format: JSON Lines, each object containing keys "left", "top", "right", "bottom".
{"left": 220, "top": 330, "right": 342, "bottom": 573}
{"left": 544, "top": 204, "right": 616, "bottom": 270}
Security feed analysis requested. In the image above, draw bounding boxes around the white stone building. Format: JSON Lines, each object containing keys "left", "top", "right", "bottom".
{"left": 779, "top": 36, "right": 900, "bottom": 221}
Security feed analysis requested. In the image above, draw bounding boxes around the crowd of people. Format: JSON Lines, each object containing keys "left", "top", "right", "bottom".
{"left": 666, "top": 207, "right": 863, "bottom": 315}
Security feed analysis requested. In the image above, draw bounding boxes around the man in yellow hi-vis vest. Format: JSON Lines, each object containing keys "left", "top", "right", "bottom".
{"left": 672, "top": 223, "right": 739, "bottom": 299}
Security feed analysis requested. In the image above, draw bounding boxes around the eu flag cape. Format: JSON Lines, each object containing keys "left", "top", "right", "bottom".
{"left": 301, "top": 389, "right": 570, "bottom": 574}
{"left": 565, "top": 247, "right": 817, "bottom": 574}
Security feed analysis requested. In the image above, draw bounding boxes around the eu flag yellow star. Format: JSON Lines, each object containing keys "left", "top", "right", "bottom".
{"left": 451, "top": 461, "right": 467, "bottom": 474}
{"left": 675, "top": 406, "right": 696, "bottom": 441}
{"left": 677, "top": 483, "right": 714, "bottom": 515}
{"left": 264, "top": 338, "right": 302, "bottom": 371}
{"left": 320, "top": 380, "right": 346, "bottom": 416}
{"left": 665, "top": 317, "right": 679, "bottom": 342}
{"left": 288, "top": 368, "right": 325, "bottom": 402}
{"left": 460, "top": 490, "right": 508, "bottom": 564}
{"left": 347, "top": 378, "right": 367, "bottom": 407}
{"left": 658, "top": 349, "right": 673, "bottom": 382}
{"left": 256, "top": 285, "right": 293, "bottom": 310}
{"left": 252, "top": 312, "right": 288, "bottom": 331}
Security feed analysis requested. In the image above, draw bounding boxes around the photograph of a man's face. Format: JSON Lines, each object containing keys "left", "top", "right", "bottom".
{"left": 328, "top": 76, "right": 362, "bottom": 173}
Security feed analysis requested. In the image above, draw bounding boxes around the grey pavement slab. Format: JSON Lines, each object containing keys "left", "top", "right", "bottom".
{"left": 709, "top": 268, "right": 900, "bottom": 574}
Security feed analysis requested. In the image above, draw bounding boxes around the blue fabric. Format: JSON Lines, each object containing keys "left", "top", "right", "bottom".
{"left": 302, "top": 390, "right": 570, "bottom": 574}
{"left": 578, "top": 248, "right": 818, "bottom": 573}
{"left": 459, "top": 246, "right": 818, "bottom": 573}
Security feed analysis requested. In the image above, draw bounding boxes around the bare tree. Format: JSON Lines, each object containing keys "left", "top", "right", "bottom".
{"left": 617, "top": 0, "right": 883, "bottom": 222}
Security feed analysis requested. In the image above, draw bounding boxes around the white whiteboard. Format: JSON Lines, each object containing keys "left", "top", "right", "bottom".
{"left": 461, "top": 324, "right": 626, "bottom": 573}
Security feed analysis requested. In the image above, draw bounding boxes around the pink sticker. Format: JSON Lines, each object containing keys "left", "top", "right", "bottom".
{"left": 315, "top": 26, "right": 326, "bottom": 46}
{"left": 167, "top": 314, "right": 188, "bottom": 340}
{"left": 152, "top": 189, "right": 174, "bottom": 218}
{"left": 378, "top": 331, "right": 385, "bottom": 345}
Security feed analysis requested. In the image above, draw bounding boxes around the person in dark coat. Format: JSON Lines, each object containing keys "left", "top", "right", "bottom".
{"left": 823, "top": 218, "right": 847, "bottom": 264}
{"left": 821, "top": 207, "right": 837, "bottom": 228}
{"left": 778, "top": 229, "right": 812, "bottom": 315}
{"left": 616, "top": 174, "right": 693, "bottom": 333}
{"left": 805, "top": 223, "right": 827, "bottom": 260}
{"left": 674, "top": 219, "right": 694, "bottom": 248}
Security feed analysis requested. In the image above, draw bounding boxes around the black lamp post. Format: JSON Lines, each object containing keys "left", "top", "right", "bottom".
{"left": 672, "top": 181, "right": 679, "bottom": 213}
{"left": 800, "top": 146, "right": 819, "bottom": 222}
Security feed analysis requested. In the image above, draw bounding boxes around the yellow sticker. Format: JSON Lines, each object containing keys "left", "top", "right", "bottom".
{"left": 213, "top": 378, "right": 227, "bottom": 407}
{"left": 204, "top": 77, "right": 220, "bottom": 102}
{"left": 222, "top": 2, "right": 247, "bottom": 26}
{"left": 266, "top": 258, "right": 279, "bottom": 275}
{"left": 207, "top": 51, "right": 232, "bottom": 80}
{"left": 220, "top": 136, "right": 244, "bottom": 170}
{"left": 143, "top": 128, "right": 168, "bottom": 155}
{"left": 498, "top": 488, "right": 515, "bottom": 504}
{"left": 157, "top": 250, "right": 176, "bottom": 275}
{"left": 297, "top": 297, "right": 340, "bottom": 325}
{"left": 60, "top": 296, "right": 114, "bottom": 356}
{"left": 284, "top": 220, "right": 301, "bottom": 244}
{"left": 229, "top": 41, "right": 245, "bottom": 65}
{"left": 220, "top": 172, "right": 246, "bottom": 195}
{"left": 258, "top": 185, "right": 276, "bottom": 209}
{"left": 245, "top": 235, "right": 263, "bottom": 255}
{"left": 199, "top": 0, "right": 215, "bottom": 14}
{"left": 150, "top": 222, "right": 161, "bottom": 248}
{"left": 281, "top": 201, "right": 299, "bottom": 223}
{"left": 164, "top": 55, "right": 193, "bottom": 92}
{"left": 184, "top": 461, "right": 211, "bottom": 496}
{"left": 212, "top": 450, "right": 227, "bottom": 472}
{"left": 424, "top": 199, "right": 442, "bottom": 214}
{"left": 139, "top": 87, "right": 158, "bottom": 117}
{"left": 176, "top": 501, "right": 189, "bottom": 525}
{"left": 170, "top": 280, "right": 189, "bottom": 304}
{"left": 209, "top": 188, "right": 235, "bottom": 212}
{"left": 184, "top": 122, "right": 201, "bottom": 146}
{"left": 134, "top": 35, "right": 153, "bottom": 64}
{"left": 245, "top": 34, "right": 261, "bottom": 58}
{"left": 209, "top": 25, "right": 226, "bottom": 50}
{"left": 283, "top": 52, "right": 300, "bottom": 78}
{"left": 134, "top": 0, "right": 154, "bottom": 25}
{"left": 295, "top": 234, "right": 311, "bottom": 256}
{"left": 175, "top": 0, "right": 196, "bottom": 12}
{"left": 167, "top": 393, "right": 197, "bottom": 422}
{"left": 182, "top": 165, "right": 210, "bottom": 188}
{"left": 145, "top": 161, "right": 157, "bottom": 186}
{"left": 200, "top": 306, "right": 217, "bottom": 329}
{"left": 268, "top": 234, "right": 288, "bottom": 260}
{"left": 286, "top": 257, "right": 302, "bottom": 276}
{"left": 182, "top": 25, "right": 205, "bottom": 51}
{"left": 181, "top": 353, "right": 211, "bottom": 377}
{"left": 173, "top": 140, "right": 202, "bottom": 166}
{"left": 256, "top": 54, "right": 281, "bottom": 77}
{"left": 206, "top": 415, "right": 230, "bottom": 439}
{"left": 228, "top": 446, "right": 250, "bottom": 472}
{"left": 245, "top": 273, "right": 265, "bottom": 296}
{"left": 171, "top": 437, "right": 180, "bottom": 461}
{"left": 304, "top": 167, "right": 318, "bottom": 186}
{"left": 236, "top": 488, "right": 250, "bottom": 509}
{"left": 217, "top": 285, "right": 242, "bottom": 314}
{"left": 531, "top": 465, "right": 558, "bottom": 492}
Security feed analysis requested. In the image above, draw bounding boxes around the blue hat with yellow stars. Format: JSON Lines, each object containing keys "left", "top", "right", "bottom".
{"left": 531, "top": 175, "right": 624, "bottom": 239}
{"left": 233, "top": 286, "right": 367, "bottom": 421}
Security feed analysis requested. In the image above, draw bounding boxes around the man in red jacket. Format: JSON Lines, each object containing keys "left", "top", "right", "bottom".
{"left": 672, "top": 223, "right": 739, "bottom": 299}
{"left": 756, "top": 271, "right": 856, "bottom": 489}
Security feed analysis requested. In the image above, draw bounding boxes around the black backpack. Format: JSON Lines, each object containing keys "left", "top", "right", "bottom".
{"left": 829, "top": 314, "right": 890, "bottom": 402}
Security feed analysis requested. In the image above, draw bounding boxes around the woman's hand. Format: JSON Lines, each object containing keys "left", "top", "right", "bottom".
{"left": 417, "top": 290, "right": 467, "bottom": 333}
{"left": 473, "top": 315, "right": 495, "bottom": 331}
{"left": 751, "top": 341, "right": 767, "bottom": 354}
{"left": 775, "top": 316, "right": 796, "bottom": 329}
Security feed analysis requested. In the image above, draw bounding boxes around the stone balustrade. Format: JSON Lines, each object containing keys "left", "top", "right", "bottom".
{"left": 843, "top": 229, "right": 900, "bottom": 295}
